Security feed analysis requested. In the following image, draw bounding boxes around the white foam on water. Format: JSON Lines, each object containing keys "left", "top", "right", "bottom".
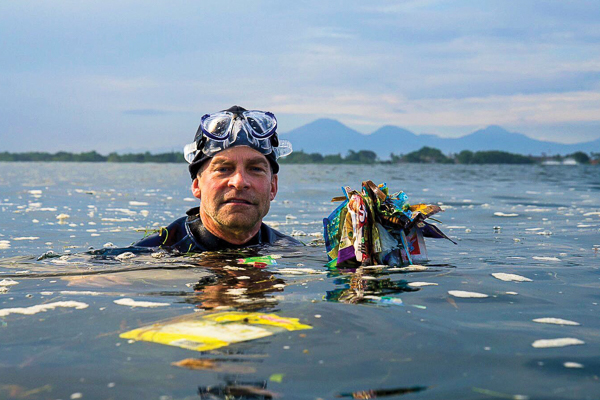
{"left": 13, "top": 237, "right": 39, "bottom": 241}
{"left": 448, "top": 290, "right": 489, "bottom": 298}
{"left": 113, "top": 298, "right": 170, "bottom": 308}
{"left": 116, "top": 252, "right": 136, "bottom": 261}
{"left": 0, "top": 301, "right": 89, "bottom": 316}
{"left": 532, "top": 317, "right": 580, "bottom": 326}
{"left": 492, "top": 273, "right": 532, "bottom": 282}
{"left": 532, "top": 256, "right": 560, "bottom": 261}
{"left": 0, "top": 279, "right": 19, "bottom": 286}
{"left": 494, "top": 212, "right": 519, "bottom": 217}
{"left": 277, "top": 268, "right": 326, "bottom": 275}
{"left": 129, "top": 201, "right": 149, "bottom": 206}
{"left": 60, "top": 291, "right": 104, "bottom": 296}
{"left": 395, "top": 265, "right": 428, "bottom": 272}
{"left": 408, "top": 282, "right": 438, "bottom": 287}
{"left": 564, "top": 362, "right": 584, "bottom": 368}
{"left": 531, "top": 338, "right": 584, "bottom": 348}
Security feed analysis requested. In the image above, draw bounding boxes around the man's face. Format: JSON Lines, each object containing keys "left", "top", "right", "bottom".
{"left": 192, "top": 146, "right": 278, "bottom": 241}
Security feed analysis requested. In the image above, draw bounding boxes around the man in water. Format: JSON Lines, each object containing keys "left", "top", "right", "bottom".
{"left": 134, "top": 106, "right": 300, "bottom": 252}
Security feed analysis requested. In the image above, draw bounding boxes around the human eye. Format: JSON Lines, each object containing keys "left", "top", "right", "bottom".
{"left": 212, "top": 164, "right": 233, "bottom": 174}
{"left": 249, "top": 164, "right": 268, "bottom": 174}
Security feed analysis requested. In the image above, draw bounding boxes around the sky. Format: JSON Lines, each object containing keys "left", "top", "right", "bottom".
{"left": 1, "top": 0, "right": 599, "bottom": 153}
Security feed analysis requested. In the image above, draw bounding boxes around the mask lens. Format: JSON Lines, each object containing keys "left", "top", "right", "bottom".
{"left": 201, "top": 112, "right": 234, "bottom": 140}
{"left": 243, "top": 111, "right": 277, "bottom": 138}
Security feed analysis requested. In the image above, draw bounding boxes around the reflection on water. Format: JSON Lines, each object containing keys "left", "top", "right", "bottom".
{"left": 1, "top": 163, "right": 600, "bottom": 399}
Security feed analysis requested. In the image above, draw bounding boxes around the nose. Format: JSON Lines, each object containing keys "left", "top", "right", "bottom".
{"left": 228, "top": 167, "right": 250, "bottom": 190}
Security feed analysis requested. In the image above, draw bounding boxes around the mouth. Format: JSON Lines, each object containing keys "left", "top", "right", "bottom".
{"left": 223, "top": 198, "right": 254, "bottom": 205}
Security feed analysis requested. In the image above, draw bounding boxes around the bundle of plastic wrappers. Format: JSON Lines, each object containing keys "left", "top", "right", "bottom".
{"left": 323, "top": 180, "right": 455, "bottom": 268}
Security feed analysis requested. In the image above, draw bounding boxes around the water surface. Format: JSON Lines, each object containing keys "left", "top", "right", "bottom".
{"left": 1, "top": 162, "right": 599, "bottom": 399}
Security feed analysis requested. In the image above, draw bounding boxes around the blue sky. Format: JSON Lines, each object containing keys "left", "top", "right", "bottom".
{"left": 1, "top": 0, "right": 599, "bottom": 153}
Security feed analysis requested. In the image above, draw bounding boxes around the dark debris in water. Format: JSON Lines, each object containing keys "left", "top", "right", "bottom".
{"left": 198, "top": 380, "right": 277, "bottom": 400}
{"left": 336, "top": 385, "right": 428, "bottom": 398}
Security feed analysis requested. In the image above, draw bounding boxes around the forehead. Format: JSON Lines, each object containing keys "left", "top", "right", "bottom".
{"left": 208, "top": 146, "right": 269, "bottom": 165}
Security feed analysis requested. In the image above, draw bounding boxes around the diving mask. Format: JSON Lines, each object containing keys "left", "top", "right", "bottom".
{"left": 183, "top": 106, "right": 293, "bottom": 164}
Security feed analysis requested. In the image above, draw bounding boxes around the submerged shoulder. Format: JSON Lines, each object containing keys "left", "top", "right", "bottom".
{"left": 261, "top": 224, "right": 303, "bottom": 246}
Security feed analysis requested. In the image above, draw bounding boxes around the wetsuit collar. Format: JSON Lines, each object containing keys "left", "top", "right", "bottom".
{"left": 184, "top": 207, "right": 262, "bottom": 251}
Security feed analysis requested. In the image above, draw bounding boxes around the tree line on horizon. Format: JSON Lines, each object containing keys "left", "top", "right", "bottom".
{"left": 0, "top": 147, "right": 598, "bottom": 164}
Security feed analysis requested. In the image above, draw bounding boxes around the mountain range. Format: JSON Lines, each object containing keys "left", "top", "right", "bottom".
{"left": 280, "top": 119, "right": 600, "bottom": 158}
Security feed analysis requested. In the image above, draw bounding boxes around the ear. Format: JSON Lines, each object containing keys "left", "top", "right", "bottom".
{"left": 191, "top": 178, "right": 202, "bottom": 199}
{"left": 270, "top": 174, "right": 278, "bottom": 201}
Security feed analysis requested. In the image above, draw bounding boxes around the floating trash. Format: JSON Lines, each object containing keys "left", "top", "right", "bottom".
{"left": 531, "top": 338, "right": 584, "bottom": 348}
{"left": 448, "top": 290, "right": 489, "bottom": 298}
{"left": 129, "top": 201, "right": 148, "bottom": 206}
{"left": 491, "top": 273, "right": 532, "bottom": 282}
{"left": 120, "top": 311, "right": 312, "bottom": 352}
{"left": 0, "top": 301, "right": 89, "bottom": 317}
{"left": 276, "top": 268, "right": 326, "bottom": 275}
{"left": 532, "top": 317, "right": 580, "bottom": 326}
{"left": 563, "top": 362, "right": 584, "bottom": 368}
{"left": 324, "top": 180, "right": 454, "bottom": 269}
{"left": 113, "top": 298, "right": 170, "bottom": 308}
{"left": 237, "top": 255, "right": 278, "bottom": 266}
{"left": 115, "top": 252, "right": 136, "bottom": 261}
{"left": 494, "top": 212, "right": 519, "bottom": 217}
{"left": 0, "top": 279, "right": 19, "bottom": 286}
{"left": 408, "top": 281, "right": 438, "bottom": 287}
{"left": 172, "top": 358, "right": 256, "bottom": 374}
{"left": 532, "top": 256, "right": 560, "bottom": 261}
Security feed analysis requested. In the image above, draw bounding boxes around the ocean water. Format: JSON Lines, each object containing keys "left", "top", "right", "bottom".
{"left": 0, "top": 162, "right": 599, "bottom": 400}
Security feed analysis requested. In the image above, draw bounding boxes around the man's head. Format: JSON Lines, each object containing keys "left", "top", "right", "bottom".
{"left": 191, "top": 145, "right": 278, "bottom": 244}
{"left": 184, "top": 106, "right": 292, "bottom": 244}
{"left": 186, "top": 105, "right": 291, "bottom": 180}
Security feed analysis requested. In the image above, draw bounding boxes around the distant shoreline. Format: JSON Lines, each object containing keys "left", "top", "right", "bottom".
{"left": 1, "top": 147, "right": 597, "bottom": 165}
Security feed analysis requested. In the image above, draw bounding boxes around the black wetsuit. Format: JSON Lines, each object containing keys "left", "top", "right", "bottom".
{"left": 133, "top": 207, "right": 301, "bottom": 253}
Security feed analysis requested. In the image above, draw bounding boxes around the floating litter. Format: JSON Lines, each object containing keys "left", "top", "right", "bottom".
{"left": 56, "top": 213, "right": 70, "bottom": 220}
{"left": 115, "top": 252, "right": 136, "bottom": 261}
{"left": 0, "top": 279, "right": 19, "bottom": 286}
{"left": 120, "top": 311, "right": 311, "bottom": 352}
{"left": 113, "top": 298, "right": 170, "bottom": 308}
{"left": 448, "top": 290, "right": 489, "bottom": 298}
{"left": 531, "top": 338, "right": 584, "bottom": 348}
{"left": 564, "top": 362, "right": 584, "bottom": 368}
{"left": 494, "top": 212, "right": 519, "bottom": 217}
{"left": 532, "top": 317, "right": 580, "bottom": 326}
{"left": 408, "top": 282, "right": 438, "bottom": 287}
{"left": 492, "top": 273, "right": 532, "bottom": 282}
{"left": 129, "top": 201, "right": 149, "bottom": 206}
{"left": 532, "top": 256, "right": 560, "bottom": 262}
{"left": 0, "top": 301, "right": 89, "bottom": 317}
{"left": 395, "top": 265, "right": 428, "bottom": 272}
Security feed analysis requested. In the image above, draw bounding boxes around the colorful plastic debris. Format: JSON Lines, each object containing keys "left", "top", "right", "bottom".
{"left": 120, "top": 311, "right": 312, "bottom": 352}
{"left": 237, "top": 255, "right": 279, "bottom": 266}
{"left": 323, "top": 180, "right": 454, "bottom": 268}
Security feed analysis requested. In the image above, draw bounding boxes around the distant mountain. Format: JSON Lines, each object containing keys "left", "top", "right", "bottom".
{"left": 280, "top": 121, "right": 600, "bottom": 158}
{"left": 279, "top": 118, "right": 365, "bottom": 154}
